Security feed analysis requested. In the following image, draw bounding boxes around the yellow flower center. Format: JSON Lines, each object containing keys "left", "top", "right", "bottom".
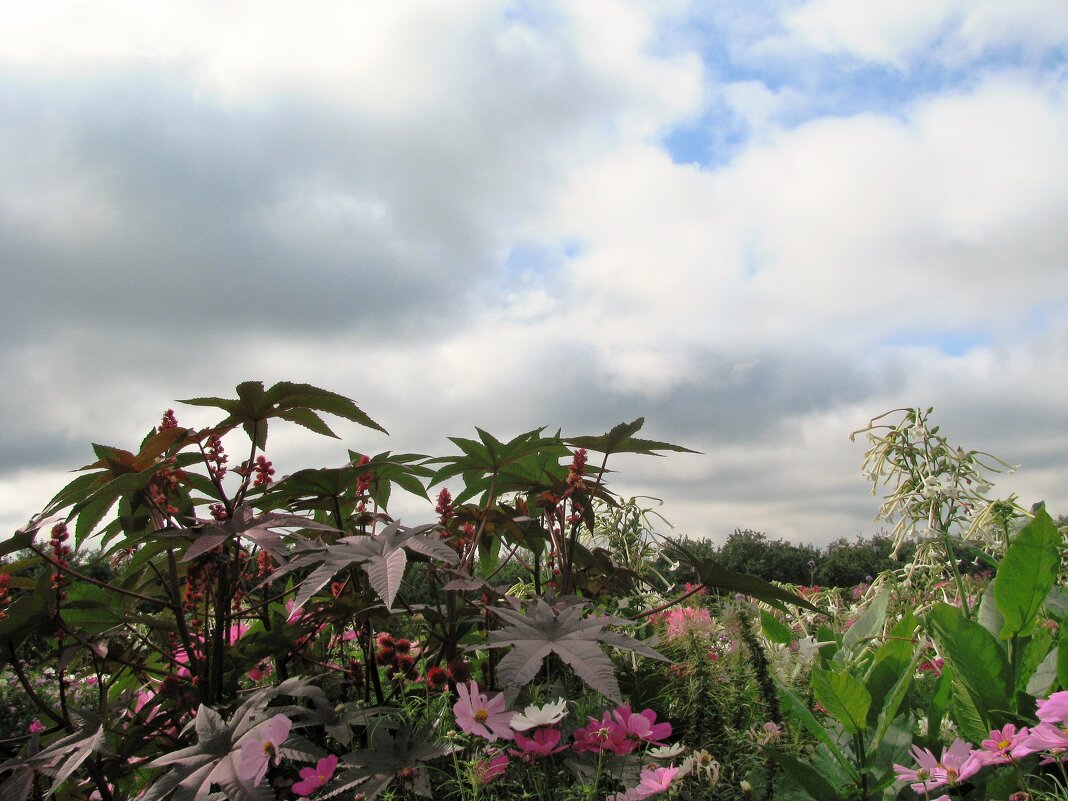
{"left": 475, "top": 709, "right": 489, "bottom": 723}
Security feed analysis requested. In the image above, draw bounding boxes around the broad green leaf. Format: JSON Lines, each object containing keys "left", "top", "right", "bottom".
{"left": 776, "top": 685, "right": 859, "bottom": 781}
{"left": 1028, "top": 648, "right": 1058, "bottom": 697}
{"left": 761, "top": 610, "right": 793, "bottom": 645}
{"left": 871, "top": 640, "right": 924, "bottom": 751}
{"left": 928, "top": 602, "right": 1013, "bottom": 728}
{"left": 811, "top": 665, "right": 871, "bottom": 734}
{"left": 767, "top": 750, "right": 843, "bottom": 801}
{"left": 977, "top": 581, "right": 1005, "bottom": 639}
{"left": 995, "top": 508, "right": 1060, "bottom": 639}
{"left": 840, "top": 590, "right": 889, "bottom": 655}
{"left": 865, "top": 612, "right": 918, "bottom": 728}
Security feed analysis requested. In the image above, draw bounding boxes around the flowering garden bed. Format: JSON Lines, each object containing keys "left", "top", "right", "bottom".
{"left": 0, "top": 382, "right": 1064, "bottom": 800}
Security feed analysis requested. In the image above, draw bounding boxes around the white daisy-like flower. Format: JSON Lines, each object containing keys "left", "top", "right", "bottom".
{"left": 509, "top": 698, "right": 568, "bottom": 731}
{"left": 647, "top": 742, "right": 686, "bottom": 759}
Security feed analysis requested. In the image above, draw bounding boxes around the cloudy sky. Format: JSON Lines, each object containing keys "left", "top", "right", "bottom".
{"left": 2, "top": 0, "right": 1066, "bottom": 548}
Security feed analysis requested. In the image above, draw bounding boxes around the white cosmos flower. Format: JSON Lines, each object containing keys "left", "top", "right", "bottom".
{"left": 509, "top": 698, "right": 568, "bottom": 731}
{"left": 648, "top": 742, "right": 686, "bottom": 759}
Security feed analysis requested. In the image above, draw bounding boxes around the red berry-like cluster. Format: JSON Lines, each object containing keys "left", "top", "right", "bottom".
{"left": 252, "top": 455, "right": 275, "bottom": 487}
{"left": 49, "top": 523, "right": 72, "bottom": 598}
{"left": 0, "top": 573, "right": 10, "bottom": 620}
{"left": 205, "top": 435, "right": 227, "bottom": 482}
{"left": 159, "top": 409, "right": 179, "bottom": 430}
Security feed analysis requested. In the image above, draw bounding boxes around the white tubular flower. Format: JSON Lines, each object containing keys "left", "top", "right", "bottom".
{"left": 509, "top": 698, "right": 568, "bottom": 731}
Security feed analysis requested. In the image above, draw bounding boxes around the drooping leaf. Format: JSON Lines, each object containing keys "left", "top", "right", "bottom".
{"left": 484, "top": 598, "right": 668, "bottom": 703}
{"left": 664, "top": 539, "right": 819, "bottom": 613}
{"left": 565, "top": 418, "right": 699, "bottom": 457}
{"left": 163, "top": 505, "right": 336, "bottom": 562}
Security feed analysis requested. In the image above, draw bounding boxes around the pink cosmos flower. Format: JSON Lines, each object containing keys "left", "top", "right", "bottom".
{"left": 292, "top": 754, "right": 338, "bottom": 796}
{"left": 976, "top": 724, "right": 1029, "bottom": 765}
{"left": 893, "top": 745, "right": 945, "bottom": 793}
{"left": 236, "top": 714, "right": 292, "bottom": 786}
{"left": 1017, "top": 722, "right": 1068, "bottom": 762}
{"left": 893, "top": 740, "right": 981, "bottom": 793}
{"left": 474, "top": 753, "right": 509, "bottom": 784}
{"left": 612, "top": 705, "right": 672, "bottom": 745}
{"left": 453, "top": 681, "right": 514, "bottom": 741}
{"left": 633, "top": 765, "right": 679, "bottom": 798}
{"left": 1037, "top": 691, "right": 1068, "bottom": 725}
{"left": 572, "top": 711, "right": 634, "bottom": 755}
{"left": 510, "top": 727, "right": 567, "bottom": 758}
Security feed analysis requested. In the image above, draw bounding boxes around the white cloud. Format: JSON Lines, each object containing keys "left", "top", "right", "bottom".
{"left": 783, "top": 0, "right": 1068, "bottom": 67}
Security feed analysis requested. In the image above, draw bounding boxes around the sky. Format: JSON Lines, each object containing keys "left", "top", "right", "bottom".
{"left": 2, "top": 0, "right": 1067, "bottom": 548}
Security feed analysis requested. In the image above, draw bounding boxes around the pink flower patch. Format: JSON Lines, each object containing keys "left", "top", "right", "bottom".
{"left": 292, "top": 754, "right": 338, "bottom": 796}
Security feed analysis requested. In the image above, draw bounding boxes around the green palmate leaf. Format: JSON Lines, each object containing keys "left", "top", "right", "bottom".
{"left": 326, "top": 724, "right": 453, "bottom": 801}
{"left": 485, "top": 598, "right": 668, "bottom": 703}
{"left": 994, "top": 507, "right": 1060, "bottom": 640}
{"left": 565, "top": 417, "right": 700, "bottom": 457}
{"left": 767, "top": 750, "right": 844, "bottom": 801}
{"left": 180, "top": 380, "right": 385, "bottom": 450}
{"left": 263, "top": 521, "right": 457, "bottom": 611}
{"left": 928, "top": 602, "right": 1014, "bottom": 729}
{"left": 811, "top": 665, "right": 871, "bottom": 734}
{"left": 0, "top": 571, "right": 59, "bottom": 654}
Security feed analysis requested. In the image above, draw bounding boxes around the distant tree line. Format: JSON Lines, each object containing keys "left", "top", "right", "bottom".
{"left": 666, "top": 529, "right": 916, "bottom": 588}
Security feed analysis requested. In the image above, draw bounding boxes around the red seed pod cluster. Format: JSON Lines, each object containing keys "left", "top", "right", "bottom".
{"left": 435, "top": 488, "right": 454, "bottom": 524}
{"left": 159, "top": 409, "right": 179, "bottom": 430}
{"left": 205, "top": 435, "right": 227, "bottom": 481}
{"left": 49, "top": 523, "right": 72, "bottom": 598}
{"left": 252, "top": 455, "right": 275, "bottom": 487}
{"left": 354, "top": 454, "right": 373, "bottom": 495}
{"left": 0, "top": 573, "right": 11, "bottom": 620}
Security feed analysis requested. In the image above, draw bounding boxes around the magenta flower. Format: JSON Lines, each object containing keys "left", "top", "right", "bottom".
{"left": 291, "top": 754, "right": 338, "bottom": 796}
{"left": 453, "top": 681, "right": 514, "bottom": 741}
{"left": 235, "top": 714, "right": 292, "bottom": 786}
{"left": 510, "top": 727, "right": 567, "bottom": 758}
{"left": 572, "top": 711, "right": 634, "bottom": 755}
{"left": 28, "top": 719, "right": 45, "bottom": 734}
{"left": 473, "top": 753, "right": 509, "bottom": 784}
{"left": 612, "top": 705, "right": 672, "bottom": 745}
{"left": 633, "top": 765, "right": 679, "bottom": 798}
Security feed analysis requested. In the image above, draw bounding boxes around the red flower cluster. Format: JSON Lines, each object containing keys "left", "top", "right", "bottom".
{"left": 204, "top": 435, "right": 227, "bottom": 481}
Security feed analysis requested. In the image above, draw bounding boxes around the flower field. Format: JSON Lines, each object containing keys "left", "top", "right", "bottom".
{"left": 0, "top": 382, "right": 1064, "bottom": 801}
